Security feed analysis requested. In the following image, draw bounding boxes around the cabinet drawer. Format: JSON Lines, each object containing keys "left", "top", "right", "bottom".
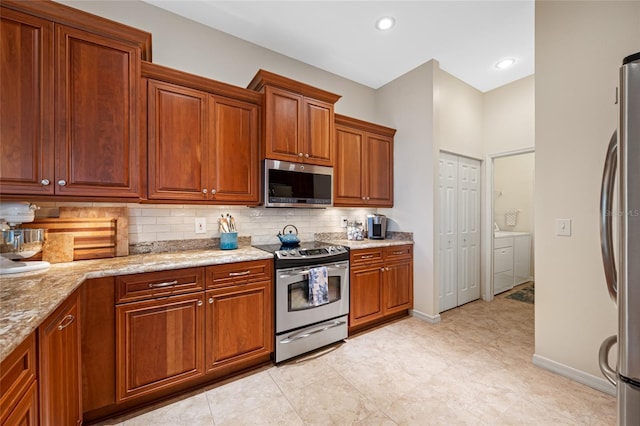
{"left": 350, "top": 248, "right": 384, "bottom": 267}
{"left": 206, "top": 259, "right": 272, "bottom": 288}
{"left": 493, "top": 247, "right": 514, "bottom": 273}
{"left": 116, "top": 268, "right": 205, "bottom": 303}
{"left": 494, "top": 270, "right": 514, "bottom": 294}
{"left": 0, "top": 333, "right": 36, "bottom": 424}
{"left": 383, "top": 245, "right": 412, "bottom": 261}
{"left": 494, "top": 237, "right": 513, "bottom": 249}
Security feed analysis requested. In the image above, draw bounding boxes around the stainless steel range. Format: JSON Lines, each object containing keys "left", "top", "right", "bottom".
{"left": 254, "top": 241, "right": 349, "bottom": 363}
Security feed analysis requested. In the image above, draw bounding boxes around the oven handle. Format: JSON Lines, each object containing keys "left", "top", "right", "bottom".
{"left": 279, "top": 320, "right": 346, "bottom": 344}
{"left": 278, "top": 263, "right": 348, "bottom": 279}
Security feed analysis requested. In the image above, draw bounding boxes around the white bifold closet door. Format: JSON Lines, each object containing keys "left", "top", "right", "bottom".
{"left": 438, "top": 152, "right": 481, "bottom": 312}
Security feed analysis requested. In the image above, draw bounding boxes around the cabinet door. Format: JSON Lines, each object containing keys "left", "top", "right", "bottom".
{"left": 2, "top": 381, "right": 38, "bottom": 426}
{"left": 365, "top": 133, "right": 393, "bottom": 207}
{"left": 55, "top": 24, "right": 140, "bottom": 197}
{"left": 116, "top": 293, "right": 205, "bottom": 401}
{"left": 302, "top": 98, "right": 333, "bottom": 166}
{"left": 205, "top": 281, "right": 272, "bottom": 372}
{"left": 349, "top": 265, "right": 384, "bottom": 328}
{"left": 383, "top": 260, "right": 413, "bottom": 315}
{"left": 334, "top": 125, "right": 365, "bottom": 205}
{"left": 0, "top": 332, "right": 36, "bottom": 424}
{"left": 264, "top": 86, "right": 302, "bottom": 161}
{"left": 39, "top": 291, "right": 81, "bottom": 426}
{"left": 0, "top": 8, "right": 54, "bottom": 195}
{"left": 147, "top": 80, "right": 208, "bottom": 200}
{"left": 209, "top": 96, "right": 259, "bottom": 203}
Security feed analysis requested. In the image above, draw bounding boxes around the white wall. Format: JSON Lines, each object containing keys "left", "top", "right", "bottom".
{"left": 535, "top": 0, "right": 640, "bottom": 381}
{"left": 484, "top": 75, "right": 535, "bottom": 156}
{"left": 438, "top": 71, "right": 484, "bottom": 159}
{"left": 377, "top": 61, "right": 440, "bottom": 320}
{"left": 58, "top": 0, "right": 378, "bottom": 121}
{"left": 494, "top": 153, "right": 534, "bottom": 233}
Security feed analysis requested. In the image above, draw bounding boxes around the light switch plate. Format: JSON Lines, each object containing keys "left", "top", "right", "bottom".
{"left": 195, "top": 217, "right": 207, "bottom": 234}
{"left": 556, "top": 219, "right": 571, "bottom": 236}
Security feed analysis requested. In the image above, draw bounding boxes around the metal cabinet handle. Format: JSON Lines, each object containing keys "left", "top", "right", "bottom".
{"left": 148, "top": 280, "right": 179, "bottom": 289}
{"left": 386, "top": 267, "right": 390, "bottom": 271}
{"left": 228, "top": 270, "right": 251, "bottom": 277}
{"left": 57, "top": 179, "right": 67, "bottom": 186}
{"left": 380, "top": 267, "right": 385, "bottom": 272}
{"left": 361, "top": 255, "right": 374, "bottom": 259}
{"left": 41, "top": 179, "right": 50, "bottom": 186}
{"left": 391, "top": 251, "right": 404, "bottom": 255}
{"left": 366, "top": 197, "right": 370, "bottom": 200}
{"left": 304, "top": 153, "right": 309, "bottom": 158}
{"left": 211, "top": 189, "right": 217, "bottom": 195}
{"left": 197, "top": 300, "right": 203, "bottom": 307}
{"left": 202, "top": 188, "right": 208, "bottom": 194}
{"left": 209, "top": 297, "right": 214, "bottom": 304}
{"left": 298, "top": 152, "right": 304, "bottom": 157}
{"left": 57, "top": 314, "right": 75, "bottom": 330}
{"left": 362, "top": 196, "right": 366, "bottom": 200}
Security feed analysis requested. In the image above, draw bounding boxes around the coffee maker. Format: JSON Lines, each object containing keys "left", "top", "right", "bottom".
{"left": 366, "top": 214, "right": 387, "bottom": 240}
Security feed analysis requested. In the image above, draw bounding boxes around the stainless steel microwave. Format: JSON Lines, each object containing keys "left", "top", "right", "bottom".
{"left": 264, "top": 159, "right": 333, "bottom": 208}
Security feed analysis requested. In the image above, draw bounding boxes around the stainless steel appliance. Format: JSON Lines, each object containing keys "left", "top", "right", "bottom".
{"left": 599, "top": 51, "right": 640, "bottom": 425}
{"left": 367, "top": 214, "right": 387, "bottom": 239}
{"left": 254, "top": 241, "right": 349, "bottom": 363}
{"left": 264, "top": 159, "right": 333, "bottom": 208}
{"left": 0, "top": 202, "right": 50, "bottom": 274}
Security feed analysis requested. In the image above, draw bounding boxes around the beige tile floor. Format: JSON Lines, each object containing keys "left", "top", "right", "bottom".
{"left": 98, "top": 286, "right": 616, "bottom": 425}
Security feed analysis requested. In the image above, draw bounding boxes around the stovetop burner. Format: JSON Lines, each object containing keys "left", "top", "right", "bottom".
{"left": 253, "top": 241, "right": 349, "bottom": 268}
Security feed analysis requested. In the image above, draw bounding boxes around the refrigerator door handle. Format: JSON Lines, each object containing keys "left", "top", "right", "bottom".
{"left": 599, "top": 131, "right": 618, "bottom": 302}
{"left": 599, "top": 334, "right": 618, "bottom": 386}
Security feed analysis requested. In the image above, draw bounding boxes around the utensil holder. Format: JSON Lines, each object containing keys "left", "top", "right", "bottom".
{"left": 220, "top": 232, "right": 238, "bottom": 250}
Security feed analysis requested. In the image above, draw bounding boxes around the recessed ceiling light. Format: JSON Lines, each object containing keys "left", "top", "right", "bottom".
{"left": 495, "top": 58, "right": 516, "bottom": 69}
{"left": 375, "top": 16, "right": 395, "bottom": 31}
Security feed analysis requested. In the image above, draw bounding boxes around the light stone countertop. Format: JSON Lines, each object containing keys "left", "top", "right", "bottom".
{"left": 0, "top": 246, "right": 273, "bottom": 363}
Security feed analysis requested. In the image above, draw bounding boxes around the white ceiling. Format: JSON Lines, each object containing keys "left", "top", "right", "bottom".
{"left": 141, "top": 1, "right": 534, "bottom": 92}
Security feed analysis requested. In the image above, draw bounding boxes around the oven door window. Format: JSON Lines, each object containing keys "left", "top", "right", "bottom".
{"left": 288, "top": 276, "right": 341, "bottom": 311}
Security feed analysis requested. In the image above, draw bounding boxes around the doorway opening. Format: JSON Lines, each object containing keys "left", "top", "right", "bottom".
{"left": 484, "top": 149, "right": 535, "bottom": 301}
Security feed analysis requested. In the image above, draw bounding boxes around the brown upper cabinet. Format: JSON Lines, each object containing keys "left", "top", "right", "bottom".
{"left": 334, "top": 114, "right": 396, "bottom": 207}
{"left": 0, "top": 1, "right": 151, "bottom": 199}
{"left": 143, "top": 62, "right": 261, "bottom": 204}
{"left": 247, "top": 70, "right": 341, "bottom": 167}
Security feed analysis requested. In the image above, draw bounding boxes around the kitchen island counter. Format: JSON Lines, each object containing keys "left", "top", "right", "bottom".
{"left": 0, "top": 246, "right": 273, "bottom": 363}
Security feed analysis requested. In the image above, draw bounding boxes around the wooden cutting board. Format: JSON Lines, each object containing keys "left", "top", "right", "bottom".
{"left": 59, "top": 207, "right": 129, "bottom": 256}
{"left": 28, "top": 217, "right": 118, "bottom": 261}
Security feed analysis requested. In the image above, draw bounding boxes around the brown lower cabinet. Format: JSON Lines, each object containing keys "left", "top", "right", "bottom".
{"left": 39, "top": 289, "right": 82, "bottom": 426}
{"left": 82, "top": 260, "right": 273, "bottom": 423}
{"left": 1, "top": 333, "right": 38, "bottom": 426}
{"left": 349, "top": 245, "right": 413, "bottom": 333}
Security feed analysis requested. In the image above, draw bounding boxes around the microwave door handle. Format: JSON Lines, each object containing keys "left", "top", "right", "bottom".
{"left": 599, "top": 130, "right": 618, "bottom": 302}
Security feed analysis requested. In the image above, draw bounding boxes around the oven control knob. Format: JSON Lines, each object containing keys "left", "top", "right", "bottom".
{"left": 289, "top": 250, "right": 297, "bottom": 256}
{"left": 280, "top": 252, "right": 287, "bottom": 256}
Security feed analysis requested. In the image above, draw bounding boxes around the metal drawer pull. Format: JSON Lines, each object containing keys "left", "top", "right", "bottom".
{"left": 361, "top": 254, "right": 375, "bottom": 259}
{"left": 280, "top": 320, "right": 346, "bottom": 344}
{"left": 228, "top": 270, "right": 251, "bottom": 277}
{"left": 148, "top": 280, "right": 179, "bottom": 289}
{"left": 57, "top": 314, "right": 75, "bottom": 330}
{"left": 391, "top": 251, "right": 404, "bottom": 255}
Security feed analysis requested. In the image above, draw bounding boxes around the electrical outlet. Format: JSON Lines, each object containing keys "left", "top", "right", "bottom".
{"left": 341, "top": 217, "right": 348, "bottom": 227}
{"left": 195, "top": 217, "right": 207, "bottom": 234}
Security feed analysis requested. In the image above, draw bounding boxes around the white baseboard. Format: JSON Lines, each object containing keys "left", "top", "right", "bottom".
{"left": 532, "top": 354, "right": 616, "bottom": 396}
{"left": 410, "top": 309, "right": 441, "bottom": 324}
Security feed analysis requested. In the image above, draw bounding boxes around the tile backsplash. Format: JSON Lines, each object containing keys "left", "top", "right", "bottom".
{"left": 31, "top": 202, "right": 376, "bottom": 246}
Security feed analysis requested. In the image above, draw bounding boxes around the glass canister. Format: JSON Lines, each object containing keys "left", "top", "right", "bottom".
{"left": 347, "top": 221, "right": 364, "bottom": 241}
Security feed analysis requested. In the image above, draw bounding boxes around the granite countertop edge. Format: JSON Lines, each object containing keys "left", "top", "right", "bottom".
{"left": 0, "top": 246, "right": 273, "bottom": 363}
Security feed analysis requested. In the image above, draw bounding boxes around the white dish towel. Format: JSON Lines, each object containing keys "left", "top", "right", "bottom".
{"left": 308, "top": 266, "right": 329, "bottom": 306}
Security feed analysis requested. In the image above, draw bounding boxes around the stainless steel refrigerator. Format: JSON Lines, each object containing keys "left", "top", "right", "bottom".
{"left": 600, "top": 51, "right": 640, "bottom": 425}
